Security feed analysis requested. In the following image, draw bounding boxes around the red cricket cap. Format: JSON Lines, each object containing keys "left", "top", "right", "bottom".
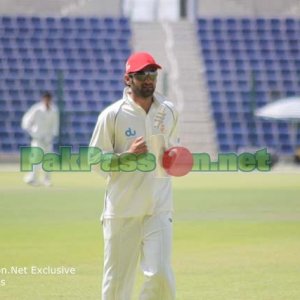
{"left": 125, "top": 52, "right": 162, "bottom": 74}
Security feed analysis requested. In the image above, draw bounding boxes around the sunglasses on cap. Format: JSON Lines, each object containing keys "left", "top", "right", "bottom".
{"left": 129, "top": 70, "right": 158, "bottom": 81}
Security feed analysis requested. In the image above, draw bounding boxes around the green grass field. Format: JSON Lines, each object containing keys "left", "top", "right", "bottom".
{"left": 0, "top": 171, "right": 300, "bottom": 300}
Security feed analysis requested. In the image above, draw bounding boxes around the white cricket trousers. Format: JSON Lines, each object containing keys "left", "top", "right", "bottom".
{"left": 25, "top": 139, "right": 52, "bottom": 183}
{"left": 101, "top": 212, "right": 176, "bottom": 300}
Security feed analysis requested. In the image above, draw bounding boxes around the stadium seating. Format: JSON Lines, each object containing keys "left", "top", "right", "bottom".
{"left": 0, "top": 16, "right": 131, "bottom": 152}
{"left": 197, "top": 18, "right": 300, "bottom": 154}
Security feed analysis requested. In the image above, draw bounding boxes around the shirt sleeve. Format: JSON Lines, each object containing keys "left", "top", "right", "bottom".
{"left": 167, "top": 105, "right": 180, "bottom": 148}
{"left": 21, "top": 106, "right": 38, "bottom": 138}
{"left": 89, "top": 110, "right": 115, "bottom": 178}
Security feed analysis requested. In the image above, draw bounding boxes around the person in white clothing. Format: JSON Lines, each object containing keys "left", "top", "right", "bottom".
{"left": 89, "top": 52, "right": 179, "bottom": 300}
{"left": 21, "top": 91, "right": 59, "bottom": 186}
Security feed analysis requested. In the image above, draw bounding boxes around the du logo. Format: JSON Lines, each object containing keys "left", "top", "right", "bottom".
{"left": 125, "top": 127, "right": 136, "bottom": 137}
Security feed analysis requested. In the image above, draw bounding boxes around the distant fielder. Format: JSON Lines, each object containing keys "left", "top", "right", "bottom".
{"left": 90, "top": 52, "right": 179, "bottom": 300}
{"left": 21, "top": 91, "right": 59, "bottom": 186}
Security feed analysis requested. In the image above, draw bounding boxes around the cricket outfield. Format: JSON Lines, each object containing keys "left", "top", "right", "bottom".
{"left": 0, "top": 170, "right": 299, "bottom": 299}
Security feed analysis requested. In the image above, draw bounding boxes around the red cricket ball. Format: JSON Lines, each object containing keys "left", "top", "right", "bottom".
{"left": 162, "top": 146, "right": 193, "bottom": 177}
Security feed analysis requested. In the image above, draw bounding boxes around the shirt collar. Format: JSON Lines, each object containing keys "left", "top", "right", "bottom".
{"left": 38, "top": 102, "right": 53, "bottom": 112}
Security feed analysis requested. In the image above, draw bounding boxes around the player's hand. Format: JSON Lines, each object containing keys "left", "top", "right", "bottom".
{"left": 127, "top": 136, "right": 148, "bottom": 154}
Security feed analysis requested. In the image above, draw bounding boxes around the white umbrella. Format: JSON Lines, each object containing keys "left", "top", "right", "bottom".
{"left": 255, "top": 97, "right": 300, "bottom": 121}
{"left": 255, "top": 97, "right": 300, "bottom": 154}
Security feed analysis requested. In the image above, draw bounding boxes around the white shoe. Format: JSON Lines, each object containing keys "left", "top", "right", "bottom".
{"left": 43, "top": 179, "right": 52, "bottom": 187}
{"left": 24, "top": 177, "right": 39, "bottom": 186}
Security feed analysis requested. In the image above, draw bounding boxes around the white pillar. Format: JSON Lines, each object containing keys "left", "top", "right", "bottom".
{"left": 158, "top": 0, "right": 180, "bottom": 21}
{"left": 123, "top": 0, "right": 181, "bottom": 22}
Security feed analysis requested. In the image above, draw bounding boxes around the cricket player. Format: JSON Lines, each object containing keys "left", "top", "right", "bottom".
{"left": 21, "top": 91, "right": 59, "bottom": 186}
{"left": 89, "top": 52, "right": 179, "bottom": 300}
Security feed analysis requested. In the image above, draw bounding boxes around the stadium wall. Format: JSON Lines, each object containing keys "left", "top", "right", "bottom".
{"left": 0, "top": 0, "right": 121, "bottom": 16}
{"left": 197, "top": 0, "right": 300, "bottom": 16}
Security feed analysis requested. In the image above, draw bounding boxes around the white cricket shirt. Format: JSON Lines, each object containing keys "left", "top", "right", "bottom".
{"left": 89, "top": 87, "right": 179, "bottom": 218}
{"left": 21, "top": 102, "right": 59, "bottom": 141}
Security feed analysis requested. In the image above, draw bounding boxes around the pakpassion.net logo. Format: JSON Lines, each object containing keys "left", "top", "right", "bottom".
{"left": 20, "top": 146, "right": 271, "bottom": 175}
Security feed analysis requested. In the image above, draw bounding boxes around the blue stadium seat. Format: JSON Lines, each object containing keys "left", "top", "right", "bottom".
{"left": 270, "top": 18, "right": 281, "bottom": 29}
{"left": 198, "top": 19, "right": 207, "bottom": 28}
{"left": 241, "top": 18, "right": 251, "bottom": 30}
{"left": 30, "top": 17, "right": 42, "bottom": 27}
{"left": 285, "top": 18, "right": 296, "bottom": 29}
{"left": 219, "top": 143, "right": 232, "bottom": 152}
{"left": 212, "top": 18, "right": 222, "bottom": 30}
{"left": 280, "top": 144, "right": 293, "bottom": 154}
{"left": 225, "top": 18, "right": 237, "bottom": 29}
{"left": 255, "top": 18, "right": 266, "bottom": 29}
{"left": 45, "top": 17, "right": 57, "bottom": 28}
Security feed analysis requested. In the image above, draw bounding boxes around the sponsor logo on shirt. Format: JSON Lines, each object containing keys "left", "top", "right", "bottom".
{"left": 154, "top": 105, "right": 167, "bottom": 133}
{"left": 159, "top": 123, "right": 165, "bottom": 134}
{"left": 125, "top": 127, "right": 136, "bottom": 137}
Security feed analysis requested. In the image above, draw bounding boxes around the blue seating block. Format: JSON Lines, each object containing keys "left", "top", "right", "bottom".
{"left": 0, "top": 16, "right": 132, "bottom": 151}
{"left": 198, "top": 17, "right": 299, "bottom": 153}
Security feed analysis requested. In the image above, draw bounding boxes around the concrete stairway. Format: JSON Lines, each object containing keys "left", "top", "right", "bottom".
{"left": 0, "top": 0, "right": 120, "bottom": 16}
{"left": 167, "top": 21, "right": 218, "bottom": 155}
{"left": 131, "top": 21, "right": 218, "bottom": 155}
{"left": 131, "top": 22, "right": 171, "bottom": 96}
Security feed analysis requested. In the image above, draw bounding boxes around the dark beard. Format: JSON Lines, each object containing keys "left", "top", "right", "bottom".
{"left": 132, "top": 84, "right": 155, "bottom": 98}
